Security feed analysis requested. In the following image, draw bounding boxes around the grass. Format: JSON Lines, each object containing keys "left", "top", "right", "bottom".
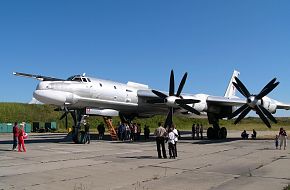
{"left": 0, "top": 102, "right": 290, "bottom": 133}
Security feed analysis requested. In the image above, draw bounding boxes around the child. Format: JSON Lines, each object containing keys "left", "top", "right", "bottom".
{"left": 275, "top": 135, "right": 279, "bottom": 149}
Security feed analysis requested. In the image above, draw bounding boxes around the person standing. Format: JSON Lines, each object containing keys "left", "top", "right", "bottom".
{"left": 18, "top": 123, "right": 26, "bottom": 152}
{"left": 83, "top": 121, "right": 90, "bottom": 144}
{"left": 168, "top": 127, "right": 176, "bottom": 159}
{"left": 144, "top": 125, "right": 150, "bottom": 140}
{"left": 137, "top": 123, "right": 141, "bottom": 141}
{"left": 172, "top": 124, "right": 178, "bottom": 157}
{"left": 12, "top": 122, "right": 19, "bottom": 151}
{"left": 200, "top": 124, "right": 203, "bottom": 140}
{"left": 97, "top": 123, "right": 105, "bottom": 140}
{"left": 275, "top": 135, "right": 279, "bottom": 149}
{"left": 196, "top": 124, "right": 200, "bottom": 139}
{"left": 279, "top": 127, "right": 287, "bottom": 150}
{"left": 154, "top": 122, "right": 167, "bottom": 159}
{"left": 192, "top": 124, "right": 196, "bottom": 140}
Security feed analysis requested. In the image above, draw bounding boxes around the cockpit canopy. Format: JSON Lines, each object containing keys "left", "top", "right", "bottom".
{"left": 67, "top": 75, "right": 91, "bottom": 82}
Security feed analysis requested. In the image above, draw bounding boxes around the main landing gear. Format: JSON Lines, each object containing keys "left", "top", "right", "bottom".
{"left": 207, "top": 123, "right": 227, "bottom": 140}
{"left": 70, "top": 109, "right": 88, "bottom": 144}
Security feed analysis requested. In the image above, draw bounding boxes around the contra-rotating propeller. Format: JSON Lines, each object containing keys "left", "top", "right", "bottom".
{"left": 152, "top": 70, "right": 200, "bottom": 127}
{"left": 228, "top": 77, "right": 279, "bottom": 128}
{"left": 58, "top": 106, "right": 76, "bottom": 129}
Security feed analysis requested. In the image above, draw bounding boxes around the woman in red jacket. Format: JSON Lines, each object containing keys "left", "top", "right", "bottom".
{"left": 18, "top": 123, "right": 26, "bottom": 152}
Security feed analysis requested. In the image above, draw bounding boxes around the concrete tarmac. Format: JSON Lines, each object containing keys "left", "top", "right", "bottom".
{"left": 0, "top": 132, "right": 289, "bottom": 190}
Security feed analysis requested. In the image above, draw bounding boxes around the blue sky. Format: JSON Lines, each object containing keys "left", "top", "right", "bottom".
{"left": 1, "top": 0, "right": 290, "bottom": 115}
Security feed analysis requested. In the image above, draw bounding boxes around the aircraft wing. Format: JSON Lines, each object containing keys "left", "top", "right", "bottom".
{"left": 206, "top": 96, "right": 246, "bottom": 107}
{"left": 274, "top": 100, "right": 290, "bottom": 110}
{"left": 207, "top": 96, "right": 290, "bottom": 110}
{"left": 13, "top": 72, "right": 65, "bottom": 81}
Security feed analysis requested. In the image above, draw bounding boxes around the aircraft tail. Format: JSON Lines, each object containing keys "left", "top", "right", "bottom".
{"left": 224, "top": 70, "right": 240, "bottom": 98}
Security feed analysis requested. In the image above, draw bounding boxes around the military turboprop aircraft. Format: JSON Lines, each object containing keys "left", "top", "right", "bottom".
{"left": 13, "top": 70, "right": 290, "bottom": 143}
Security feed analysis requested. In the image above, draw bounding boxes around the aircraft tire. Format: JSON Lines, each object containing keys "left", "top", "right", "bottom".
{"left": 73, "top": 131, "right": 85, "bottom": 144}
{"left": 207, "top": 127, "right": 215, "bottom": 139}
{"left": 219, "top": 127, "right": 227, "bottom": 139}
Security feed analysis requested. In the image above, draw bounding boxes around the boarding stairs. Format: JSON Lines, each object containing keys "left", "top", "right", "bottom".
{"left": 103, "top": 117, "right": 118, "bottom": 141}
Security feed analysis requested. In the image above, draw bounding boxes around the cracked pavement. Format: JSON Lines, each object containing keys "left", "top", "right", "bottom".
{"left": 0, "top": 133, "right": 289, "bottom": 190}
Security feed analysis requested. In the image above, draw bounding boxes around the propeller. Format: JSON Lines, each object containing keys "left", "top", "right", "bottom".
{"left": 228, "top": 77, "right": 279, "bottom": 128}
{"left": 152, "top": 70, "right": 200, "bottom": 127}
{"left": 58, "top": 106, "right": 74, "bottom": 129}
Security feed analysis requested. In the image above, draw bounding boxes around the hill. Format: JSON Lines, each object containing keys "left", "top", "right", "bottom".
{"left": 0, "top": 103, "right": 289, "bottom": 132}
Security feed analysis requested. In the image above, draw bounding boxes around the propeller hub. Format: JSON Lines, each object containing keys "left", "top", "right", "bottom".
{"left": 247, "top": 96, "right": 259, "bottom": 108}
{"left": 166, "top": 96, "right": 179, "bottom": 107}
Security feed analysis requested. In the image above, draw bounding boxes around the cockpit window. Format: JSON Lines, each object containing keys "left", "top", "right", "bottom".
{"left": 67, "top": 75, "right": 91, "bottom": 83}
{"left": 73, "top": 77, "right": 82, "bottom": 82}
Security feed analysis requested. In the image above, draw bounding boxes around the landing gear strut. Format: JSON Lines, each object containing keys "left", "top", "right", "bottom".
{"left": 71, "top": 109, "right": 87, "bottom": 144}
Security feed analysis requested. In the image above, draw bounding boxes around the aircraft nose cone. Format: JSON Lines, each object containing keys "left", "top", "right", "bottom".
{"left": 33, "top": 90, "right": 66, "bottom": 106}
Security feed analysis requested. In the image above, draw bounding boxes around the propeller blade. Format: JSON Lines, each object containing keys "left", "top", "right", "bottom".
{"left": 232, "top": 82, "right": 248, "bottom": 98}
{"left": 256, "top": 82, "right": 279, "bottom": 99}
{"left": 169, "top": 70, "right": 175, "bottom": 96}
{"left": 234, "top": 106, "right": 251, "bottom": 124}
{"left": 234, "top": 77, "right": 251, "bottom": 97}
{"left": 228, "top": 104, "right": 248, "bottom": 119}
{"left": 258, "top": 105, "right": 277, "bottom": 123}
{"left": 175, "top": 99, "right": 200, "bottom": 104}
{"left": 178, "top": 104, "right": 200, "bottom": 115}
{"left": 59, "top": 112, "right": 67, "bottom": 120}
{"left": 255, "top": 106, "right": 272, "bottom": 128}
{"left": 147, "top": 99, "right": 165, "bottom": 104}
{"left": 176, "top": 72, "right": 187, "bottom": 97}
{"left": 259, "top": 78, "right": 277, "bottom": 94}
{"left": 70, "top": 111, "right": 77, "bottom": 126}
{"left": 65, "top": 114, "right": 68, "bottom": 129}
{"left": 164, "top": 107, "right": 173, "bottom": 128}
{"left": 152, "top": 90, "right": 167, "bottom": 99}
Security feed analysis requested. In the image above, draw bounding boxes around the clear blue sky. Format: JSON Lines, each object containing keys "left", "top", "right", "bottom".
{"left": 1, "top": 1, "right": 290, "bottom": 115}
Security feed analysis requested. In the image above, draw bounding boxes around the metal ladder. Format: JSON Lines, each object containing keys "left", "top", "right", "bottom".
{"left": 103, "top": 117, "right": 118, "bottom": 141}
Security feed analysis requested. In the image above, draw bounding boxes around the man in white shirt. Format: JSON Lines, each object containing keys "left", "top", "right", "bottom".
{"left": 172, "top": 124, "right": 179, "bottom": 157}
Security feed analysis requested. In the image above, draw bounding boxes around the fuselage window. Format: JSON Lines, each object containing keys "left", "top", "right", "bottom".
{"left": 87, "top": 78, "right": 91, "bottom": 82}
{"left": 114, "top": 86, "right": 117, "bottom": 89}
{"left": 99, "top": 83, "right": 102, "bottom": 87}
{"left": 126, "top": 89, "right": 133, "bottom": 92}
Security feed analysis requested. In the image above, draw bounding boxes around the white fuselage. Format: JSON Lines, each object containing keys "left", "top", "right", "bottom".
{"left": 33, "top": 76, "right": 209, "bottom": 118}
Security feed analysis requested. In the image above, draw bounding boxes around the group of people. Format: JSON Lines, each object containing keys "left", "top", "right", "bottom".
{"left": 117, "top": 122, "right": 150, "bottom": 141}
{"left": 191, "top": 123, "right": 203, "bottom": 139}
{"left": 241, "top": 129, "right": 257, "bottom": 139}
{"left": 275, "top": 127, "right": 287, "bottom": 150}
{"left": 154, "top": 122, "right": 179, "bottom": 159}
{"left": 12, "top": 122, "right": 27, "bottom": 152}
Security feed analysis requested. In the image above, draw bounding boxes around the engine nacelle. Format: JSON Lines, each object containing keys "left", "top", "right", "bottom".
{"left": 181, "top": 94, "right": 208, "bottom": 112}
{"left": 262, "top": 97, "right": 277, "bottom": 114}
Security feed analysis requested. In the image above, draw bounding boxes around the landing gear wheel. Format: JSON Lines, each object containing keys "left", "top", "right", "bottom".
{"left": 219, "top": 127, "right": 227, "bottom": 139}
{"left": 72, "top": 131, "right": 85, "bottom": 144}
{"left": 207, "top": 127, "right": 215, "bottom": 139}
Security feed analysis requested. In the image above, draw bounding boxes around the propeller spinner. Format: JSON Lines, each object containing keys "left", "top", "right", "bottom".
{"left": 152, "top": 70, "right": 200, "bottom": 127}
{"left": 228, "top": 77, "right": 279, "bottom": 128}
